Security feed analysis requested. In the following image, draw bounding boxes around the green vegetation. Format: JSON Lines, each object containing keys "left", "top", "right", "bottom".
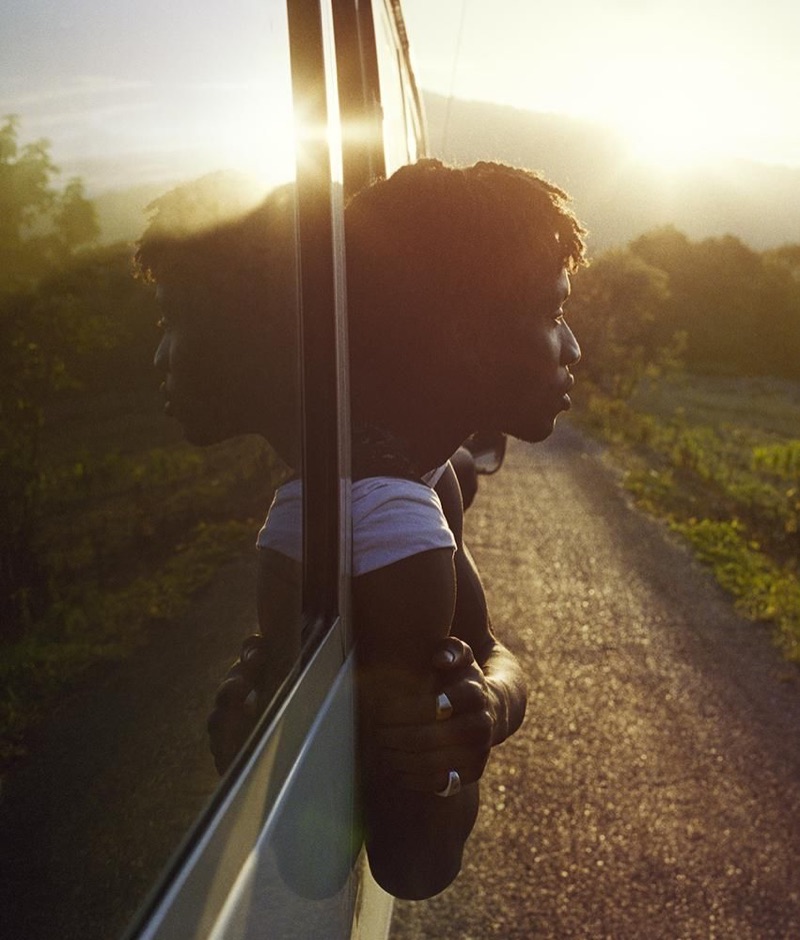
{"left": 569, "top": 227, "right": 800, "bottom": 391}
{"left": 0, "top": 119, "right": 287, "bottom": 766}
{"left": 1, "top": 378, "right": 286, "bottom": 766}
{"left": 566, "top": 221, "right": 800, "bottom": 664}
{"left": 574, "top": 379, "right": 800, "bottom": 663}
{"left": 1, "top": 515, "right": 257, "bottom": 763}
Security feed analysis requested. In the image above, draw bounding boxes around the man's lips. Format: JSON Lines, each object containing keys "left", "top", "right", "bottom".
{"left": 560, "top": 374, "right": 576, "bottom": 409}
{"left": 160, "top": 381, "right": 176, "bottom": 417}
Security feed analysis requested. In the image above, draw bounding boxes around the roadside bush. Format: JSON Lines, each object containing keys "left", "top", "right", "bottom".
{"left": 572, "top": 379, "right": 800, "bottom": 664}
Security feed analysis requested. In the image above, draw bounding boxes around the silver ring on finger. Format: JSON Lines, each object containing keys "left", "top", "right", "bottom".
{"left": 435, "top": 691, "right": 454, "bottom": 721}
{"left": 435, "top": 769, "right": 461, "bottom": 798}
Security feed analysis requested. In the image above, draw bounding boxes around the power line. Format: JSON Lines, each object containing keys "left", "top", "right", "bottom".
{"left": 441, "top": 0, "right": 468, "bottom": 155}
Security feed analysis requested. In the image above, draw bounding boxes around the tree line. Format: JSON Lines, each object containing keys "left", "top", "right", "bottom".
{"left": 567, "top": 225, "right": 800, "bottom": 396}
{"left": 1, "top": 116, "right": 162, "bottom": 637}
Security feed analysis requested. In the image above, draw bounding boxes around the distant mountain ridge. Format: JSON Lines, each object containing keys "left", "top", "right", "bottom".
{"left": 93, "top": 183, "right": 170, "bottom": 248}
{"left": 88, "top": 92, "right": 800, "bottom": 254}
{"left": 422, "top": 92, "right": 800, "bottom": 253}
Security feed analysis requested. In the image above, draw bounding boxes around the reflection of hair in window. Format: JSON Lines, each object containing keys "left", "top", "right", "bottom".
{"left": 137, "top": 173, "right": 293, "bottom": 293}
{"left": 136, "top": 173, "right": 300, "bottom": 467}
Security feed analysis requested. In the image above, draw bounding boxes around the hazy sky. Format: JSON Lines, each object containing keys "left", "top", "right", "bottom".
{"left": 401, "top": 0, "right": 800, "bottom": 169}
{"left": 2, "top": 0, "right": 798, "bottom": 193}
{"left": 0, "top": 0, "right": 296, "bottom": 190}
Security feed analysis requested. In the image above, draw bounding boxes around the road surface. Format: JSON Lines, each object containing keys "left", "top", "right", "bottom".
{"left": 391, "top": 425, "right": 800, "bottom": 939}
{"left": 3, "top": 424, "right": 799, "bottom": 939}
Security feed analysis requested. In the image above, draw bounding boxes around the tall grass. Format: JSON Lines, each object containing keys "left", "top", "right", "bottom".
{"left": 1, "top": 401, "right": 288, "bottom": 766}
{"left": 576, "top": 376, "right": 800, "bottom": 663}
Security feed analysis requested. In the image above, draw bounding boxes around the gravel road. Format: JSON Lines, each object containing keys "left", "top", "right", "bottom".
{"left": 390, "top": 424, "right": 800, "bottom": 940}
{"left": 4, "top": 423, "right": 799, "bottom": 939}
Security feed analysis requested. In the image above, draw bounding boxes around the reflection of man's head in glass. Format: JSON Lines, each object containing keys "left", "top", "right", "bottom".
{"left": 136, "top": 172, "right": 299, "bottom": 465}
{"left": 137, "top": 161, "right": 587, "bottom": 475}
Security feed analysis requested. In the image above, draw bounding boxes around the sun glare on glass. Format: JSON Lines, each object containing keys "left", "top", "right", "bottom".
{"left": 212, "top": 84, "right": 296, "bottom": 190}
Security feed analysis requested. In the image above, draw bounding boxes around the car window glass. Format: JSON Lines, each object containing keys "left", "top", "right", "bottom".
{"left": 371, "top": 0, "right": 417, "bottom": 173}
{"left": 0, "top": 3, "right": 306, "bottom": 938}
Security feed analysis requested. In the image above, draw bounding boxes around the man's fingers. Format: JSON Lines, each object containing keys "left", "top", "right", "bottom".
{"left": 436, "top": 672, "right": 490, "bottom": 719}
{"left": 381, "top": 752, "right": 489, "bottom": 793}
{"left": 214, "top": 674, "right": 251, "bottom": 708}
{"left": 375, "top": 709, "right": 494, "bottom": 752}
{"left": 372, "top": 667, "right": 489, "bottom": 728}
{"left": 207, "top": 636, "right": 269, "bottom": 775}
{"left": 214, "top": 636, "right": 268, "bottom": 707}
{"left": 431, "top": 637, "right": 474, "bottom": 671}
{"left": 238, "top": 635, "right": 269, "bottom": 683}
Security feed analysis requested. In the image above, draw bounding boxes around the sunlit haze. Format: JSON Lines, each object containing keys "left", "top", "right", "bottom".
{"left": 401, "top": 0, "right": 800, "bottom": 171}
{"left": 2, "top": 0, "right": 798, "bottom": 197}
{"left": 0, "top": 0, "right": 297, "bottom": 192}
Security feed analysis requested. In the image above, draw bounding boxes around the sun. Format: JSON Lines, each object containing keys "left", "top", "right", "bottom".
{"left": 211, "top": 82, "right": 297, "bottom": 189}
{"left": 621, "top": 107, "right": 722, "bottom": 172}
{"left": 578, "top": 53, "right": 749, "bottom": 173}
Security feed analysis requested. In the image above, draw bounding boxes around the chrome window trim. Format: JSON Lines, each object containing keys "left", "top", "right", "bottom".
{"left": 120, "top": 0, "right": 431, "bottom": 932}
{"left": 129, "top": 618, "right": 352, "bottom": 939}
{"left": 288, "top": 0, "right": 346, "bottom": 627}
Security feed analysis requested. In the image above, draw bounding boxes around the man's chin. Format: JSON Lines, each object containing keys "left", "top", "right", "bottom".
{"left": 183, "top": 424, "right": 226, "bottom": 447}
{"left": 168, "top": 402, "right": 230, "bottom": 446}
{"left": 508, "top": 415, "right": 558, "bottom": 445}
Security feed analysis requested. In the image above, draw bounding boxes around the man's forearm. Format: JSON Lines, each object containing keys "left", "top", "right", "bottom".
{"left": 452, "top": 542, "right": 528, "bottom": 747}
{"left": 362, "top": 768, "right": 479, "bottom": 900}
{"left": 481, "top": 642, "right": 528, "bottom": 747}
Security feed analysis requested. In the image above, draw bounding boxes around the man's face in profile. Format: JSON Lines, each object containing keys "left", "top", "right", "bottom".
{"left": 153, "top": 280, "right": 261, "bottom": 446}
{"left": 487, "top": 266, "right": 581, "bottom": 444}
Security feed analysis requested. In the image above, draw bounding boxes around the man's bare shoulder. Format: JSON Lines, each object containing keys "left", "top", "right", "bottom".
{"left": 353, "top": 548, "right": 456, "bottom": 665}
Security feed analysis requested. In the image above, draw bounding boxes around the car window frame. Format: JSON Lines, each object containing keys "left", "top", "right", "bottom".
{"left": 122, "top": 1, "right": 427, "bottom": 936}
{"left": 122, "top": 1, "right": 351, "bottom": 931}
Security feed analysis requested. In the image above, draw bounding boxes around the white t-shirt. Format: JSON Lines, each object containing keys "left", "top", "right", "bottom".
{"left": 256, "top": 467, "right": 455, "bottom": 577}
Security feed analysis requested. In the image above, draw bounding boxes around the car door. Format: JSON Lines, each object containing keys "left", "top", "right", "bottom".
{"left": 125, "top": 4, "right": 427, "bottom": 936}
{"left": 127, "top": 2, "right": 361, "bottom": 933}
{"left": 0, "top": 1, "right": 425, "bottom": 939}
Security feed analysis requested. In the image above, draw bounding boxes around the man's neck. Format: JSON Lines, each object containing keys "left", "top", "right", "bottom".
{"left": 386, "top": 402, "right": 475, "bottom": 477}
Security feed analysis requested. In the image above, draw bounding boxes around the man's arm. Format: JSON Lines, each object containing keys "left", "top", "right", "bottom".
{"left": 449, "top": 540, "right": 528, "bottom": 747}
{"left": 207, "top": 549, "right": 302, "bottom": 775}
{"left": 207, "top": 461, "right": 527, "bottom": 896}
{"left": 353, "top": 546, "right": 480, "bottom": 900}
{"left": 369, "top": 473, "right": 527, "bottom": 802}
{"left": 436, "top": 460, "right": 527, "bottom": 747}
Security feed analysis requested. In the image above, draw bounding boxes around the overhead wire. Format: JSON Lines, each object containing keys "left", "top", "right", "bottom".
{"left": 441, "top": 0, "right": 468, "bottom": 156}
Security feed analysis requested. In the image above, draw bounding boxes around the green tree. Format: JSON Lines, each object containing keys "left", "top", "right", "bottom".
{"left": 628, "top": 225, "right": 693, "bottom": 273}
{"left": 763, "top": 245, "right": 800, "bottom": 378}
{"left": 0, "top": 117, "right": 108, "bottom": 635}
{"left": 629, "top": 228, "right": 800, "bottom": 380}
{"left": 568, "top": 248, "right": 673, "bottom": 398}
{"left": 0, "top": 115, "right": 60, "bottom": 292}
{"left": 0, "top": 116, "right": 57, "bottom": 234}
{"left": 54, "top": 177, "right": 100, "bottom": 253}
{"left": 764, "top": 244, "right": 800, "bottom": 281}
{"left": 0, "top": 115, "right": 99, "bottom": 275}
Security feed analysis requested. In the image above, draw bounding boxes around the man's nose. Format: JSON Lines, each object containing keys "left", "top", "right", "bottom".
{"left": 560, "top": 320, "right": 581, "bottom": 366}
{"left": 154, "top": 333, "right": 169, "bottom": 371}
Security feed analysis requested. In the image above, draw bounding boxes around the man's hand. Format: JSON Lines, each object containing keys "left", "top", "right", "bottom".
{"left": 371, "top": 637, "right": 497, "bottom": 794}
{"left": 207, "top": 634, "right": 269, "bottom": 775}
